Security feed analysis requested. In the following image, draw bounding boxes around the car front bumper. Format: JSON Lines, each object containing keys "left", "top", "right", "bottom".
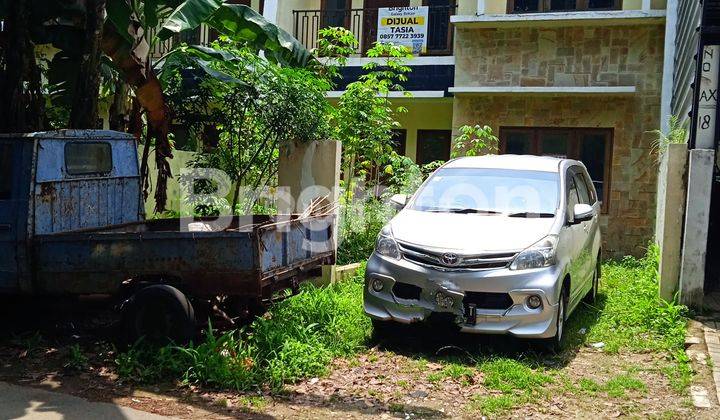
{"left": 363, "top": 252, "right": 564, "bottom": 338}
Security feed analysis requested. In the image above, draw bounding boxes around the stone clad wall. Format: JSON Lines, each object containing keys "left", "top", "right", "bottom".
{"left": 451, "top": 25, "right": 665, "bottom": 257}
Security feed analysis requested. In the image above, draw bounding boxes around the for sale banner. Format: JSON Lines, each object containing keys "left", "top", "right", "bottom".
{"left": 376, "top": 6, "right": 429, "bottom": 55}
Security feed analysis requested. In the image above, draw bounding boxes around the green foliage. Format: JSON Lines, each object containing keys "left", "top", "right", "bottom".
{"left": 315, "top": 27, "right": 358, "bottom": 81}
{"left": 337, "top": 199, "right": 395, "bottom": 265}
{"left": 161, "top": 41, "right": 331, "bottom": 213}
{"left": 332, "top": 40, "right": 413, "bottom": 198}
{"left": 116, "top": 266, "right": 372, "bottom": 391}
{"left": 451, "top": 124, "right": 499, "bottom": 158}
{"left": 64, "top": 344, "right": 89, "bottom": 371}
{"left": 650, "top": 115, "right": 688, "bottom": 161}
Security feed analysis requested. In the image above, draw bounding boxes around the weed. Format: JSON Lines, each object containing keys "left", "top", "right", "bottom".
{"left": 116, "top": 265, "right": 372, "bottom": 391}
{"left": 64, "top": 344, "right": 89, "bottom": 371}
{"left": 468, "top": 394, "right": 516, "bottom": 415}
{"left": 605, "top": 374, "right": 646, "bottom": 398}
{"left": 388, "top": 402, "right": 405, "bottom": 412}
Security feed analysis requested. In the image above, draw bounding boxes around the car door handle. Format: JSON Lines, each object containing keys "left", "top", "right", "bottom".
{"left": 0, "top": 224, "right": 10, "bottom": 232}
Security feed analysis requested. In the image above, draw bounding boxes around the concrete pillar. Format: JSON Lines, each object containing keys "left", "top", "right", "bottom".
{"left": 659, "top": 0, "right": 678, "bottom": 135}
{"left": 278, "top": 140, "right": 341, "bottom": 213}
{"left": 641, "top": 0, "right": 651, "bottom": 11}
{"left": 476, "top": 0, "right": 485, "bottom": 15}
{"left": 679, "top": 149, "right": 716, "bottom": 308}
{"left": 656, "top": 143, "right": 688, "bottom": 301}
{"left": 262, "top": 0, "right": 278, "bottom": 23}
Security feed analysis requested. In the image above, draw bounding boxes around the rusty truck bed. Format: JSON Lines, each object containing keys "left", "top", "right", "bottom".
{"left": 32, "top": 214, "right": 335, "bottom": 297}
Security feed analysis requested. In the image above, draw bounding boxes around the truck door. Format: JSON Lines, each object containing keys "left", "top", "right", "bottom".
{"left": 0, "top": 141, "right": 19, "bottom": 291}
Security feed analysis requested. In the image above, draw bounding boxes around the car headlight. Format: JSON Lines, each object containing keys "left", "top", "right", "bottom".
{"left": 509, "top": 235, "right": 558, "bottom": 270}
{"left": 375, "top": 225, "right": 401, "bottom": 260}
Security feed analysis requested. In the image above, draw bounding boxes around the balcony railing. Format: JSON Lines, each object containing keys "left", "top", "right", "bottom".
{"left": 148, "top": 24, "right": 218, "bottom": 59}
{"left": 293, "top": 4, "right": 456, "bottom": 56}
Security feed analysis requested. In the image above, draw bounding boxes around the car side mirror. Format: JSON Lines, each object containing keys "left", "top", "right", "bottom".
{"left": 573, "top": 203, "right": 594, "bottom": 223}
{"left": 389, "top": 194, "right": 407, "bottom": 209}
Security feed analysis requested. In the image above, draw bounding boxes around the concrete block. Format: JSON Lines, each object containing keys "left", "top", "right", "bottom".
{"left": 679, "top": 149, "right": 716, "bottom": 309}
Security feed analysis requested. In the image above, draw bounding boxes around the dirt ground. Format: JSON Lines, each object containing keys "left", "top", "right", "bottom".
{"left": 0, "top": 299, "right": 718, "bottom": 419}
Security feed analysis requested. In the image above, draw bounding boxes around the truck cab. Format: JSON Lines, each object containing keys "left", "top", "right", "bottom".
{"left": 0, "top": 130, "right": 142, "bottom": 293}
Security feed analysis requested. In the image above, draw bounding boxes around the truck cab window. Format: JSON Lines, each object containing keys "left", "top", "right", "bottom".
{"left": 0, "top": 144, "right": 12, "bottom": 199}
{"left": 65, "top": 142, "right": 112, "bottom": 175}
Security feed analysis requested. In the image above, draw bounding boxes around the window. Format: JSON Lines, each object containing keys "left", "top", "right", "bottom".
{"left": 391, "top": 129, "right": 407, "bottom": 156}
{"left": 321, "top": 0, "right": 352, "bottom": 29}
{"left": 566, "top": 175, "right": 580, "bottom": 223}
{"left": 500, "top": 127, "right": 612, "bottom": 213}
{"left": 65, "top": 142, "right": 113, "bottom": 176}
{"left": 0, "top": 143, "right": 13, "bottom": 200}
{"left": 573, "top": 171, "right": 591, "bottom": 205}
{"left": 508, "top": 0, "right": 621, "bottom": 13}
{"left": 416, "top": 129, "right": 451, "bottom": 165}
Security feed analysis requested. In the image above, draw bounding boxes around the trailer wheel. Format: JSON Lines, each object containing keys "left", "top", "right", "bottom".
{"left": 124, "top": 285, "right": 195, "bottom": 345}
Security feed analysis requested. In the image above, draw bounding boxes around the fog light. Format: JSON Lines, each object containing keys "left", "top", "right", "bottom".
{"left": 526, "top": 295, "right": 543, "bottom": 309}
{"left": 435, "top": 292, "right": 454, "bottom": 308}
{"left": 371, "top": 278, "right": 384, "bottom": 292}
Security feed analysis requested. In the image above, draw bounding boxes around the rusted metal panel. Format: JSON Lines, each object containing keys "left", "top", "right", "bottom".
{"left": 33, "top": 134, "right": 142, "bottom": 235}
{"left": 34, "top": 229, "right": 257, "bottom": 296}
{"left": 258, "top": 214, "right": 336, "bottom": 274}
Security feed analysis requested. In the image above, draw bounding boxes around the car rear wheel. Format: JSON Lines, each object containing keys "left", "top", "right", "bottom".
{"left": 583, "top": 259, "right": 600, "bottom": 304}
{"left": 124, "top": 285, "right": 196, "bottom": 345}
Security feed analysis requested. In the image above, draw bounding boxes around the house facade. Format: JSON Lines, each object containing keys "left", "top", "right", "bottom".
{"left": 169, "top": 1, "right": 670, "bottom": 258}
{"left": 266, "top": 1, "right": 669, "bottom": 258}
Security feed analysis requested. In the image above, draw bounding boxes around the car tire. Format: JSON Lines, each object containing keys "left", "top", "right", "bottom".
{"left": 124, "top": 284, "right": 195, "bottom": 345}
{"left": 540, "top": 286, "right": 567, "bottom": 353}
{"left": 583, "top": 259, "right": 600, "bottom": 304}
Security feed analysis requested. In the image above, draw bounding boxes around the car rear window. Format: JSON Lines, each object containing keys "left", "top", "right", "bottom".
{"left": 65, "top": 142, "right": 112, "bottom": 175}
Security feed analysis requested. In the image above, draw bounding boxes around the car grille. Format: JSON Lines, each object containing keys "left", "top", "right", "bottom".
{"left": 397, "top": 242, "right": 516, "bottom": 270}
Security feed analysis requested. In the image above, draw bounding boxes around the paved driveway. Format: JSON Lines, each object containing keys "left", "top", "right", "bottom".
{"left": 0, "top": 382, "right": 170, "bottom": 420}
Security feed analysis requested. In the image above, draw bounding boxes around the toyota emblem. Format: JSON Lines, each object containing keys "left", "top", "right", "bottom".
{"left": 441, "top": 253, "right": 460, "bottom": 266}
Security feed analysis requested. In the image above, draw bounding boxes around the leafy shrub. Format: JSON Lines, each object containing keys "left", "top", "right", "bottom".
{"left": 337, "top": 199, "right": 394, "bottom": 265}
{"left": 116, "top": 265, "right": 371, "bottom": 391}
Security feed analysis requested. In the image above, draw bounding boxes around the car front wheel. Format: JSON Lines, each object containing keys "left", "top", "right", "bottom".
{"left": 540, "top": 286, "right": 567, "bottom": 352}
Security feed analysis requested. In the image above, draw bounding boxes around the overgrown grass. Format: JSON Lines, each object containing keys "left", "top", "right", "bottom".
{"left": 581, "top": 244, "right": 692, "bottom": 391}
{"left": 585, "top": 244, "right": 688, "bottom": 354}
{"left": 116, "top": 244, "right": 691, "bottom": 408}
{"left": 116, "top": 265, "right": 372, "bottom": 391}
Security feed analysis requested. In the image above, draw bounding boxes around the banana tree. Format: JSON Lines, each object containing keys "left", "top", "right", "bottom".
{"left": 0, "top": 0, "right": 314, "bottom": 212}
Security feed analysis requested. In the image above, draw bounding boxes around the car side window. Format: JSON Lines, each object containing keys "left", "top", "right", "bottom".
{"left": 573, "top": 173, "right": 591, "bottom": 205}
{"left": 575, "top": 168, "right": 597, "bottom": 205}
{"left": 566, "top": 173, "right": 580, "bottom": 223}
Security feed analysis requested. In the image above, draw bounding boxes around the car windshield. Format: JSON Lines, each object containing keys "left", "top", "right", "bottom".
{"left": 410, "top": 168, "right": 560, "bottom": 216}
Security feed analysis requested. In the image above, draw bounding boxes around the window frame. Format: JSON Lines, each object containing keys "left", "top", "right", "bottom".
{"left": 64, "top": 141, "right": 114, "bottom": 176}
{"left": 506, "top": 0, "right": 622, "bottom": 13}
{"left": 499, "top": 126, "right": 613, "bottom": 214}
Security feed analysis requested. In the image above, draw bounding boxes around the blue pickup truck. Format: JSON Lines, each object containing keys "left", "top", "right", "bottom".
{"left": 0, "top": 130, "right": 335, "bottom": 342}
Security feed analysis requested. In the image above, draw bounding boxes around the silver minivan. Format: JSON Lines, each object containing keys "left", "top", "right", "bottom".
{"left": 363, "top": 155, "right": 601, "bottom": 349}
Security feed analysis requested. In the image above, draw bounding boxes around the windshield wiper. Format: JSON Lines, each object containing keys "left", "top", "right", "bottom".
{"left": 446, "top": 208, "right": 501, "bottom": 214}
{"left": 508, "top": 212, "right": 555, "bottom": 218}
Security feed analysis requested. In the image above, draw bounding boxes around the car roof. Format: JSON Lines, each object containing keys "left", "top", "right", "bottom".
{"left": 442, "top": 154, "right": 576, "bottom": 173}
